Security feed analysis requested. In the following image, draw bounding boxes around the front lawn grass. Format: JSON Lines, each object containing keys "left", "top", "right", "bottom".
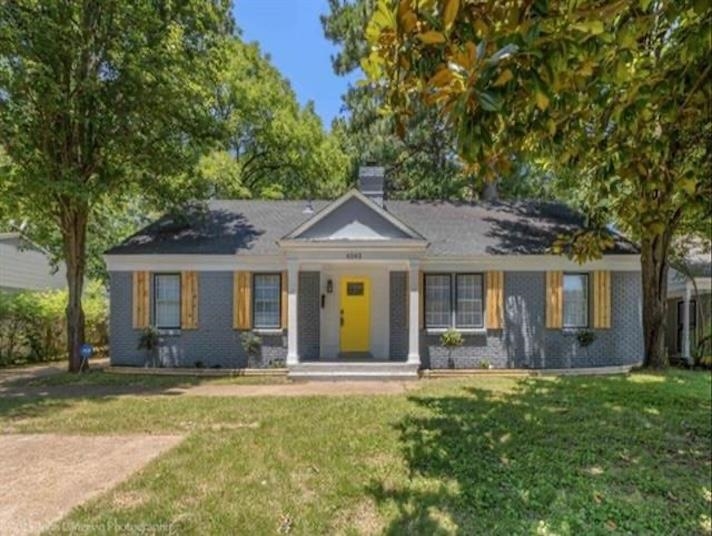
{"left": 2, "top": 370, "right": 709, "bottom": 534}
{"left": 7, "top": 369, "right": 288, "bottom": 389}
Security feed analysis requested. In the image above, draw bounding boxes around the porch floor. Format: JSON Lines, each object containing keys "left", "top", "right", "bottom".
{"left": 300, "top": 353, "right": 408, "bottom": 363}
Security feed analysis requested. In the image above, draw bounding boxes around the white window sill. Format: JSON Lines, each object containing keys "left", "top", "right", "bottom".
{"left": 425, "top": 328, "right": 487, "bottom": 336}
{"left": 253, "top": 328, "right": 284, "bottom": 335}
{"left": 458, "top": 328, "right": 487, "bottom": 335}
{"left": 157, "top": 328, "right": 181, "bottom": 336}
{"left": 561, "top": 327, "right": 590, "bottom": 333}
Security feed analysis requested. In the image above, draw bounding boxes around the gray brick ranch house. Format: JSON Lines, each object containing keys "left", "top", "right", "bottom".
{"left": 104, "top": 166, "right": 643, "bottom": 378}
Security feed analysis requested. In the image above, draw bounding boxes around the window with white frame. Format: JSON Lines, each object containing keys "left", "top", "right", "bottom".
{"left": 253, "top": 273, "right": 281, "bottom": 329}
{"left": 456, "top": 274, "right": 484, "bottom": 328}
{"left": 154, "top": 274, "right": 181, "bottom": 329}
{"left": 562, "top": 273, "right": 589, "bottom": 328}
{"left": 425, "top": 273, "right": 484, "bottom": 329}
{"left": 425, "top": 274, "right": 452, "bottom": 328}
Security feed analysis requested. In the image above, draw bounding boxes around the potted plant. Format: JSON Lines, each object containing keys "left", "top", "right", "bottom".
{"left": 576, "top": 329, "right": 596, "bottom": 348}
{"left": 137, "top": 325, "right": 160, "bottom": 367}
{"left": 240, "top": 331, "right": 262, "bottom": 368}
{"left": 440, "top": 328, "right": 464, "bottom": 369}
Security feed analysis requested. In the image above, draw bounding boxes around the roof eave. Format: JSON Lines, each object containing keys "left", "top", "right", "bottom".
{"left": 277, "top": 238, "right": 429, "bottom": 251}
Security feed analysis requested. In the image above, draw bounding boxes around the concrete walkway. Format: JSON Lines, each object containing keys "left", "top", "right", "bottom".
{"left": 0, "top": 433, "right": 182, "bottom": 536}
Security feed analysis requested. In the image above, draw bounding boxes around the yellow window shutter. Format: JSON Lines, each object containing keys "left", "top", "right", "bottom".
{"left": 234, "top": 271, "right": 252, "bottom": 330}
{"left": 281, "top": 271, "right": 288, "bottom": 329}
{"left": 132, "top": 271, "right": 150, "bottom": 329}
{"left": 180, "top": 271, "right": 199, "bottom": 330}
{"left": 593, "top": 271, "right": 611, "bottom": 329}
{"left": 418, "top": 271, "right": 424, "bottom": 330}
{"left": 485, "top": 271, "right": 504, "bottom": 329}
{"left": 546, "top": 271, "right": 563, "bottom": 329}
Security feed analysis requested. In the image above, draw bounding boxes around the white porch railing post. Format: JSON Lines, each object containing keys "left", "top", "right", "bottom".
{"left": 682, "top": 284, "right": 691, "bottom": 362}
{"left": 407, "top": 260, "right": 421, "bottom": 366}
{"left": 287, "top": 260, "right": 299, "bottom": 365}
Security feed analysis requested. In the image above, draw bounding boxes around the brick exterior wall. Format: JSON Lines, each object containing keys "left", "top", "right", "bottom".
{"left": 421, "top": 271, "right": 643, "bottom": 369}
{"left": 389, "top": 271, "right": 408, "bottom": 360}
{"left": 109, "top": 271, "right": 286, "bottom": 368}
{"left": 298, "top": 271, "right": 320, "bottom": 360}
{"left": 110, "top": 269, "right": 643, "bottom": 369}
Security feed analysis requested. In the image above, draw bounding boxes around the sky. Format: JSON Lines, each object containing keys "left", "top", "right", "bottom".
{"left": 232, "top": 0, "right": 360, "bottom": 129}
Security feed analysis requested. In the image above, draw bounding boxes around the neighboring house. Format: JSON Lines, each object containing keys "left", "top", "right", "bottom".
{"left": 0, "top": 233, "right": 66, "bottom": 292}
{"left": 104, "top": 166, "right": 643, "bottom": 377}
{"left": 666, "top": 244, "right": 712, "bottom": 364}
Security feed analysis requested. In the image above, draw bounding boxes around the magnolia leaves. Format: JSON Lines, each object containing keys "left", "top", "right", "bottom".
{"left": 551, "top": 229, "right": 616, "bottom": 264}
{"left": 535, "top": 91, "right": 550, "bottom": 111}
{"left": 417, "top": 31, "right": 446, "bottom": 44}
{"left": 493, "top": 68, "right": 513, "bottom": 87}
{"left": 443, "top": 0, "right": 459, "bottom": 29}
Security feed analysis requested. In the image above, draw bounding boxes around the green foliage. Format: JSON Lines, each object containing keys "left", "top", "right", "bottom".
{"left": 323, "top": 0, "right": 475, "bottom": 200}
{"left": 440, "top": 328, "right": 464, "bottom": 349}
{"left": 240, "top": 331, "right": 262, "bottom": 357}
{"left": 365, "top": 0, "right": 711, "bottom": 366}
{"left": 3, "top": 371, "right": 710, "bottom": 533}
{"left": 137, "top": 326, "right": 160, "bottom": 353}
{"left": 0, "top": 1, "right": 234, "bottom": 368}
{"left": 0, "top": 282, "right": 107, "bottom": 366}
{"left": 323, "top": 0, "right": 560, "bottom": 201}
{"left": 137, "top": 325, "right": 160, "bottom": 367}
{"left": 576, "top": 330, "right": 596, "bottom": 348}
{"left": 198, "top": 38, "right": 350, "bottom": 200}
{"left": 240, "top": 331, "right": 263, "bottom": 368}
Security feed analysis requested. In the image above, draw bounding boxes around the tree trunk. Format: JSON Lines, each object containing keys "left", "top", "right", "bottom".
{"left": 640, "top": 233, "right": 671, "bottom": 368}
{"left": 62, "top": 208, "right": 88, "bottom": 372}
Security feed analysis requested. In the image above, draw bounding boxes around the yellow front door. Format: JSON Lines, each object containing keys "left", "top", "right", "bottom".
{"left": 340, "top": 277, "right": 370, "bottom": 352}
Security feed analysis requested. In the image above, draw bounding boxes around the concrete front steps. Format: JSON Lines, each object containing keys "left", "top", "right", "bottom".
{"left": 288, "top": 361, "right": 419, "bottom": 380}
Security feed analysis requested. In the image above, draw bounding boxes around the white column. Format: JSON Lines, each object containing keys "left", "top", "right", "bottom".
{"left": 407, "top": 260, "right": 421, "bottom": 365}
{"left": 682, "top": 285, "right": 691, "bottom": 362}
{"left": 286, "top": 260, "right": 299, "bottom": 365}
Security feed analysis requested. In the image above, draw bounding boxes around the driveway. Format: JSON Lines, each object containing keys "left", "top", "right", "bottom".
{"left": 0, "top": 433, "right": 182, "bottom": 535}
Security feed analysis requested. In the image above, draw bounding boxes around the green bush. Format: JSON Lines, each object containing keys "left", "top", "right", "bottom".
{"left": 440, "top": 328, "right": 464, "bottom": 369}
{"left": 0, "top": 281, "right": 108, "bottom": 366}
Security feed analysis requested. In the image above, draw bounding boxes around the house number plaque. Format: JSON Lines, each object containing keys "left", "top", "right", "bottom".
{"left": 345, "top": 252, "right": 362, "bottom": 260}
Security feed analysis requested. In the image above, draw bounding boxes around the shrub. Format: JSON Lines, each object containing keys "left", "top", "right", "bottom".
{"left": 0, "top": 281, "right": 108, "bottom": 366}
{"left": 138, "top": 325, "right": 160, "bottom": 367}
{"left": 576, "top": 329, "right": 596, "bottom": 348}
{"left": 440, "top": 328, "right": 464, "bottom": 369}
{"left": 240, "top": 331, "right": 262, "bottom": 368}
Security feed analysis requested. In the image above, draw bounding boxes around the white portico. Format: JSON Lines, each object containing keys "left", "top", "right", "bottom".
{"left": 278, "top": 183, "right": 428, "bottom": 371}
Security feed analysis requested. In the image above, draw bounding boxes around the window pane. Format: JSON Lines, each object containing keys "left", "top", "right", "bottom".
{"left": 254, "top": 274, "right": 280, "bottom": 328}
{"left": 563, "top": 274, "right": 588, "bottom": 327}
{"left": 155, "top": 274, "right": 180, "bottom": 328}
{"left": 425, "top": 274, "right": 451, "bottom": 328}
{"left": 456, "top": 274, "right": 483, "bottom": 327}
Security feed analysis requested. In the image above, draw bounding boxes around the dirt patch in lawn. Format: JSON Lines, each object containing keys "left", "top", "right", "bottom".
{"left": 331, "top": 498, "right": 384, "bottom": 535}
{"left": 0, "top": 433, "right": 183, "bottom": 535}
{"left": 181, "top": 380, "right": 420, "bottom": 397}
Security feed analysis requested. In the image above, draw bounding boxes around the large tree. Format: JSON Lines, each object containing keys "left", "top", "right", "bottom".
{"left": 0, "top": 1, "right": 233, "bottom": 371}
{"left": 322, "top": 0, "right": 558, "bottom": 200}
{"left": 201, "top": 37, "right": 349, "bottom": 200}
{"left": 323, "top": 0, "right": 472, "bottom": 200}
{"left": 364, "top": 0, "right": 711, "bottom": 367}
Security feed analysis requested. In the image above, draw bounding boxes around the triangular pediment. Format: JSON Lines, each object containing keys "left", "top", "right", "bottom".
{"left": 283, "top": 190, "right": 424, "bottom": 242}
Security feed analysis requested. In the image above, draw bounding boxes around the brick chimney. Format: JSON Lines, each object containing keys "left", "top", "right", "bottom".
{"left": 358, "top": 165, "right": 385, "bottom": 207}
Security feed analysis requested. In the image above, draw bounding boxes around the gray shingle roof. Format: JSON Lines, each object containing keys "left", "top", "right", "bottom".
{"left": 105, "top": 198, "right": 638, "bottom": 256}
